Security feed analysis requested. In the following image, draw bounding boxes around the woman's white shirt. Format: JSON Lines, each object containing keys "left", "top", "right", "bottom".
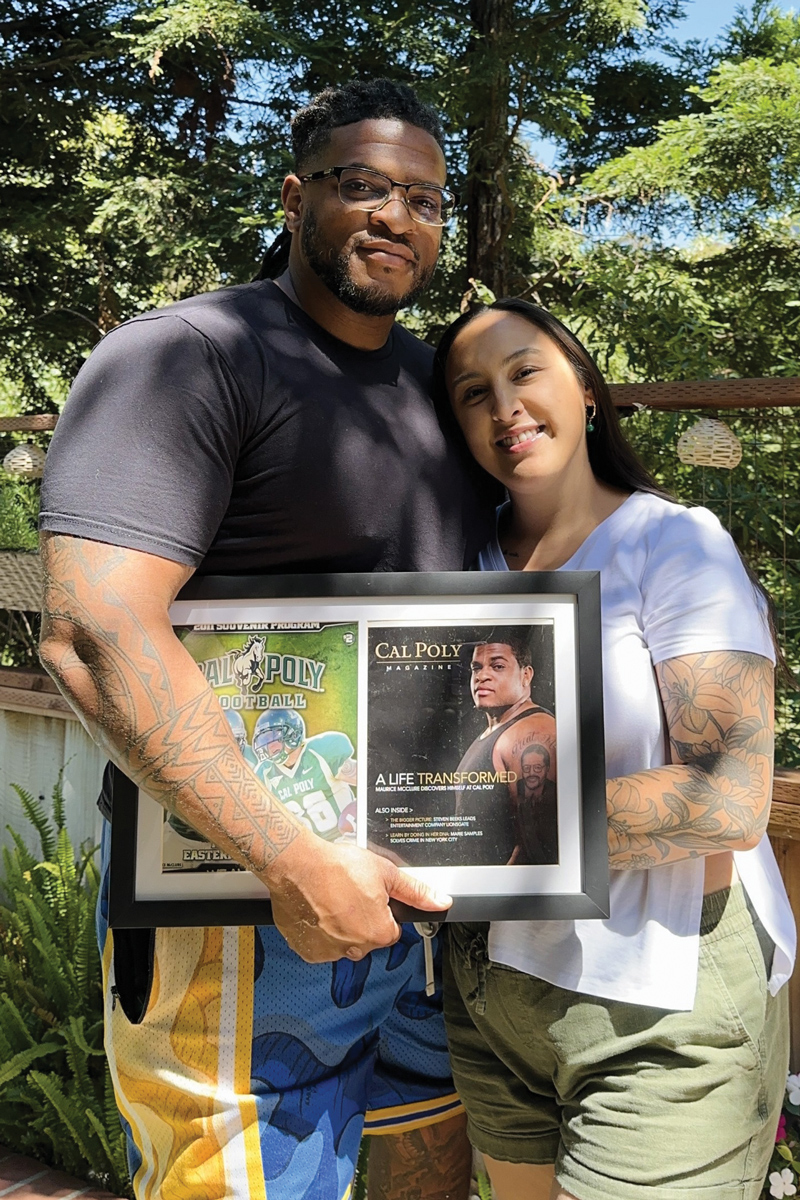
{"left": 481, "top": 490, "right": 795, "bottom": 1010}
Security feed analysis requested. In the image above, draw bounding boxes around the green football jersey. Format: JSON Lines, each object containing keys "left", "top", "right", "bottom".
{"left": 255, "top": 731, "right": 356, "bottom": 842}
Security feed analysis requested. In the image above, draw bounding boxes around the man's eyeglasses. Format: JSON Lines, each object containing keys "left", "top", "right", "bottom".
{"left": 297, "top": 166, "right": 457, "bottom": 227}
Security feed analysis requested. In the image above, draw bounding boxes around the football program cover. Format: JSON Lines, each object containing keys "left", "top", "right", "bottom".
{"left": 161, "top": 621, "right": 358, "bottom": 873}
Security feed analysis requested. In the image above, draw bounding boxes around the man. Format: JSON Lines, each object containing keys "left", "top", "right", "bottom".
{"left": 516, "top": 742, "right": 558, "bottom": 865}
{"left": 39, "top": 80, "right": 493, "bottom": 1200}
{"left": 252, "top": 709, "right": 358, "bottom": 842}
{"left": 454, "top": 634, "right": 557, "bottom": 865}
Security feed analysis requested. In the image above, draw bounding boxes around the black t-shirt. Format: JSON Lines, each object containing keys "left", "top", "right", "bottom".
{"left": 41, "top": 281, "right": 496, "bottom": 821}
{"left": 41, "top": 280, "right": 494, "bottom": 573}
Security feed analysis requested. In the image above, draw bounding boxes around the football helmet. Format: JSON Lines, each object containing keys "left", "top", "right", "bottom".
{"left": 253, "top": 709, "right": 306, "bottom": 765}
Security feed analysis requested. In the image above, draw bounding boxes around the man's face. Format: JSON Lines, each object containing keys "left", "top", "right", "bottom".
{"left": 470, "top": 643, "right": 533, "bottom": 711}
{"left": 522, "top": 751, "right": 548, "bottom": 797}
{"left": 291, "top": 118, "right": 446, "bottom": 316}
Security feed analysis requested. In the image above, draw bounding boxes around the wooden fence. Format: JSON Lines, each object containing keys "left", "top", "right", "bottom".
{"left": 0, "top": 666, "right": 105, "bottom": 857}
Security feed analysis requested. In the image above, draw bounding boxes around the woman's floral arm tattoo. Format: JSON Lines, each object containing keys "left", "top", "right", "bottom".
{"left": 607, "top": 651, "right": 774, "bottom": 870}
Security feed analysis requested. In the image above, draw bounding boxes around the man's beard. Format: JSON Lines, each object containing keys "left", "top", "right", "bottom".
{"left": 301, "top": 209, "right": 434, "bottom": 316}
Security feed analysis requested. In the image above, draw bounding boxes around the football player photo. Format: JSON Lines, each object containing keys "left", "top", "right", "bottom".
{"left": 252, "top": 709, "right": 358, "bottom": 843}
{"left": 161, "top": 621, "right": 358, "bottom": 871}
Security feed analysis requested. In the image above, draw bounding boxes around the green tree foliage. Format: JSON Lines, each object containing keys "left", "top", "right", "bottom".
{"left": 0, "top": 474, "right": 40, "bottom": 668}
{"left": 4, "top": 0, "right": 799, "bottom": 389}
{"left": 1, "top": 0, "right": 268, "bottom": 409}
{"left": 523, "top": 2, "right": 800, "bottom": 382}
{"left": 622, "top": 405, "right": 800, "bottom": 767}
{"left": 222, "top": 0, "right": 695, "bottom": 302}
{"left": 0, "top": 0, "right": 702, "bottom": 405}
{"left": 0, "top": 780, "right": 131, "bottom": 1195}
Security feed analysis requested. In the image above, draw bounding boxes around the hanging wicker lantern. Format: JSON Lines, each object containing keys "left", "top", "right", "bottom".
{"left": 2, "top": 442, "right": 47, "bottom": 479}
{"left": 676, "top": 418, "right": 742, "bottom": 469}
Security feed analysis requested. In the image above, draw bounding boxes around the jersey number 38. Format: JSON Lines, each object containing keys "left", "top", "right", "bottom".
{"left": 284, "top": 791, "right": 339, "bottom": 835}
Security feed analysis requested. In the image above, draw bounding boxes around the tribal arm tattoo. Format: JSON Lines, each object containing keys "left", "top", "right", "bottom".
{"left": 608, "top": 651, "right": 774, "bottom": 870}
{"left": 39, "top": 533, "right": 304, "bottom": 875}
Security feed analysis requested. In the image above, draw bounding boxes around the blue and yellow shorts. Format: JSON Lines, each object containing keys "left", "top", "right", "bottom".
{"left": 96, "top": 822, "right": 461, "bottom": 1200}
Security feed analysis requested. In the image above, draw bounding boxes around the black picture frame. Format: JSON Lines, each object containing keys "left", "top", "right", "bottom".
{"left": 109, "top": 571, "right": 609, "bottom": 928}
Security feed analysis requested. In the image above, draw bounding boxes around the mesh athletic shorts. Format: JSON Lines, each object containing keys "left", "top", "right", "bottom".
{"left": 96, "top": 821, "right": 462, "bottom": 1200}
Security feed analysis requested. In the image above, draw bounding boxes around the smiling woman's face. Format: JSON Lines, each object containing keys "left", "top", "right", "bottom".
{"left": 446, "top": 309, "right": 593, "bottom": 489}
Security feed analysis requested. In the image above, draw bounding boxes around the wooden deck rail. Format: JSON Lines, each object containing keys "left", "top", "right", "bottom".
{"left": 609, "top": 376, "right": 800, "bottom": 410}
{"left": 0, "top": 416, "right": 59, "bottom": 433}
{"left": 769, "top": 769, "right": 800, "bottom": 1070}
{"left": 0, "top": 665, "right": 74, "bottom": 719}
{"left": 2, "top": 378, "right": 800, "bottom": 437}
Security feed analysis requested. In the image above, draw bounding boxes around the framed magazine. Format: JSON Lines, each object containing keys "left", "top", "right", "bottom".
{"left": 108, "top": 571, "right": 609, "bottom": 927}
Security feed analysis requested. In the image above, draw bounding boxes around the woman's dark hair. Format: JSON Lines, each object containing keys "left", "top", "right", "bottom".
{"left": 253, "top": 79, "right": 445, "bottom": 282}
{"left": 434, "top": 297, "right": 790, "bottom": 677}
{"left": 433, "top": 297, "right": 671, "bottom": 500}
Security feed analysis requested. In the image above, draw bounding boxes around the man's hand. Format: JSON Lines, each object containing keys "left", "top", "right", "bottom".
{"left": 266, "top": 831, "right": 451, "bottom": 962}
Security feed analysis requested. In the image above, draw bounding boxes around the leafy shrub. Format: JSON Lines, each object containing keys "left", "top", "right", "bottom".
{"left": 0, "top": 476, "right": 39, "bottom": 551}
{"left": 0, "top": 779, "right": 131, "bottom": 1196}
{"left": 353, "top": 1137, "right": 369, "bottom": 1199}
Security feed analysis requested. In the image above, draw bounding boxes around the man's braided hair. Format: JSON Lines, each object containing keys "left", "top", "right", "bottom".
{"left": 254, "top": 78, "right": 445, "bottom": 281}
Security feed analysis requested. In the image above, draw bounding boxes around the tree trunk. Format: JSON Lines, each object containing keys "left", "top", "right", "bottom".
{"left": 465, "top": 0, "right": 513, "bottom": 300}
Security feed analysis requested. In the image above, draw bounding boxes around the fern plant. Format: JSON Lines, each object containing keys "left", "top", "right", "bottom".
{"left": 352, "top": 1135, "right": 370, "bottom": 1200}
{"left": 0, "top": 779, "right": 131, "bottom": 1196}
{"left": 476, "top": 1165, "right": 494, "bottom": 1199}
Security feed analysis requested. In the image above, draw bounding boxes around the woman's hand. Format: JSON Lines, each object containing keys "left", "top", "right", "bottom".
{"left": 607, "top": 650, "right": 774, "bottom": 869}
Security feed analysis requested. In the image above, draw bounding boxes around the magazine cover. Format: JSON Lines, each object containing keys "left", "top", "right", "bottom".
{"left": 161, "top": 621, "right": 359, "bottom": 872}
{"left": 366, "top": 621, "right": 557, "bottom": 868}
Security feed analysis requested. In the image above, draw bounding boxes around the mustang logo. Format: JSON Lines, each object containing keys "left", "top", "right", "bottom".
{"left": 230, "top": 635, "right": 266, "bottom": 690}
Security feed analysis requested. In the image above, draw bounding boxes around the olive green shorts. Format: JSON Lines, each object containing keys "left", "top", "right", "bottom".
{"left": 443, "top": 885, "right": 789, "bottom": 1200}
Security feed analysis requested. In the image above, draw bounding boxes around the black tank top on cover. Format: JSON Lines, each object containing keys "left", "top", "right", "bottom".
{"left": 454, "top": 707, "right": 550, "bottom": 866}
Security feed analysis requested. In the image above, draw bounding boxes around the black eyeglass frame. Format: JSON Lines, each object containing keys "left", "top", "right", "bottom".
{"left": 297, "top": 165, "right": 458, "bottom": 226}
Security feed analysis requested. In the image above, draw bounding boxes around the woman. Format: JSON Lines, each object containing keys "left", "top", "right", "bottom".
{"left": 433, "top": 299, "right": 795, "bottom": 1200}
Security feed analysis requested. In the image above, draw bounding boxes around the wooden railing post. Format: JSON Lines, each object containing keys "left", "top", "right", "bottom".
{"left": 769, "top": 768, "right": 800, "bottom": 1072}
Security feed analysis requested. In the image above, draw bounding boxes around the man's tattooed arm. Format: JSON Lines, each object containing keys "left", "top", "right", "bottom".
{"left": 39, "top": 533, "right": 441, "bottom": 961}
{"left": 608, "top": 650, "right": 774, "bottom": 869}
{"left": 39, "top": 532, "right": 305, "bottom": 873}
